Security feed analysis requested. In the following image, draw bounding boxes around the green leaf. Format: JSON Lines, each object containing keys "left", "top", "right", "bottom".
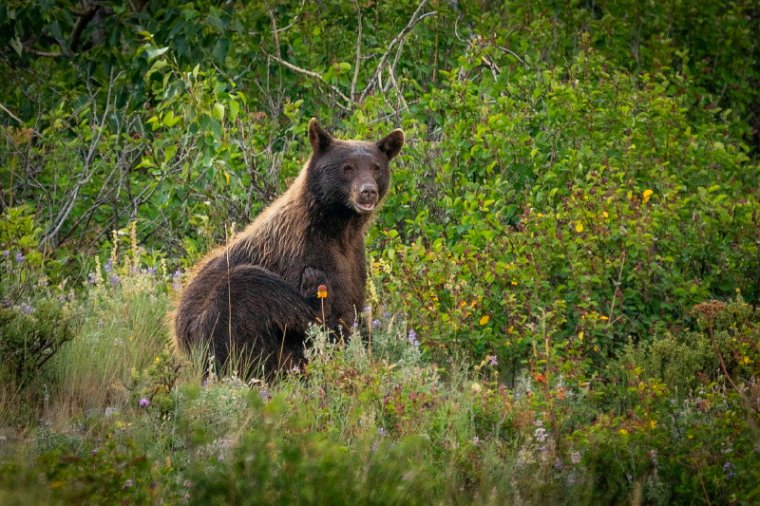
{"left": 212, "top": 103, "right": 225, "bottom": 122}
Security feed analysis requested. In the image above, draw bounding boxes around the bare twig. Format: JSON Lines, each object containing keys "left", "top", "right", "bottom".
{"left": 350, "top": 0, "right": 362, "bottom": 101}
{"left": 266, "top": 53, "right": 351, "bottom": 108}
{"left": 359, "top": 0, "right": 436, "bottom": 102}
{"left": 39, "top": 69, "right": 117, "bottom": 249}
{"left": 0, "top": 103, "right": 24, "bottom": 124}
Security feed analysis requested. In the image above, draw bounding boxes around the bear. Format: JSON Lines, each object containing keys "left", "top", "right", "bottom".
{"left": 173, "top": 118, "right": 404, "bottom": 377}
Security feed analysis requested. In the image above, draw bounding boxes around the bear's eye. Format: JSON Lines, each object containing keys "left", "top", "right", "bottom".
{"left": 371, "top": 164, "right": 381, "bottom": 173}
{"left": 342, "top": 164, "right": 354, "bottom": 174}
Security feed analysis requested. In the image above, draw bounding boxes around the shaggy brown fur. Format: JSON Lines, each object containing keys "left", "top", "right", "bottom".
{"left": 174, "top": 119, "right": 404, "bottom": 377}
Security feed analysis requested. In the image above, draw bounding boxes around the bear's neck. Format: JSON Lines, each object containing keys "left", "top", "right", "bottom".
{"left": 302, "top": 193, "right": 371, "bottom": 244}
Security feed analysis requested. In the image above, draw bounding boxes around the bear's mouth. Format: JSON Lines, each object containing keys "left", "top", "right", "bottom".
{"left": 353, "top": 201, "right": 377, "bottom": 213}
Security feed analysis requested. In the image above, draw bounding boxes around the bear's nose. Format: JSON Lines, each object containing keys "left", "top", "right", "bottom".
{"left": 359, "top": 184, "right": 378, "bottom": 200}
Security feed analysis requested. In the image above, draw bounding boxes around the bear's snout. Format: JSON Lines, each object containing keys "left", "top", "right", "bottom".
{"left": 353, "top": 182, "right": 379, "bottom": 213}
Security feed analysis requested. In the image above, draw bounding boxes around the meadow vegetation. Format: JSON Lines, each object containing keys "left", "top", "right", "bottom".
{"left": 1, "top": 1, "right": 758, "bottom": 503}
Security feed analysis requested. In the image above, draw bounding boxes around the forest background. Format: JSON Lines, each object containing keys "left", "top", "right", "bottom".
{"left": 0, "top": 1, "right": 758, "bottom": 504}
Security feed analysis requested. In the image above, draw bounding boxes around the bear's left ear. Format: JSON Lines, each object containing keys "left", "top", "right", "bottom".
{"left": 308, "top": 118, "right": 333, "bottom": 154}
{"left": 377, "top": 129, "right": 404, "bottom": 160}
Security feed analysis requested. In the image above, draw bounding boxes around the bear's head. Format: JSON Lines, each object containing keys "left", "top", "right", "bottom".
{"left": 305, "top": 118, "right": 404, "bottom": 216}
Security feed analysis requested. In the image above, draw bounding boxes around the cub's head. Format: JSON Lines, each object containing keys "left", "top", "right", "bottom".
{"left": 305, "top": 118, "right": 404, "bottom": 215}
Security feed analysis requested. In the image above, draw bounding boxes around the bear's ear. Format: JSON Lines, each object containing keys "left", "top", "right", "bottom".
{"left": 377, "top": 129, "right": 404, "bottom": 160}
{"left": 308, "top": 118, "right": 333, "bottom": 154}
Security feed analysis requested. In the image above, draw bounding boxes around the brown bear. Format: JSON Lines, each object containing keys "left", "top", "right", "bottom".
{"left": 174, "top": 118, "right": 404, "bottom": 377}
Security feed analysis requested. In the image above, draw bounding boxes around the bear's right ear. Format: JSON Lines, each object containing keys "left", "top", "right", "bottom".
{"left": 308, "top": 118, "right": 333, "bottom": 154}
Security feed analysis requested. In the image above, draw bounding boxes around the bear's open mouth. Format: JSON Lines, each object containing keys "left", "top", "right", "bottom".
{"left": 354, "top": 201, "right": 377, "bottom": 213}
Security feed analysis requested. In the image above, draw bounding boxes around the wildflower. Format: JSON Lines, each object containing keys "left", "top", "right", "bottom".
{"left": 15, "top": 252, "right": 24, "bottom": 264}
{"left": 648, "top": 450, "right": 658, "bottom": 466}
{"left": 88, "top": 272, "right": 97, "bottom": 284}
{"left": 260, "top": 388, "right": 272, "bottom": 401}
{"left": 109, "top": 274, "right": 120, "bottom": 286}
{"left": 20, "top": 303, "right": 33, "bottom": 315}
{"left": 377, "top": 427, "right": 387, "bottom": 437}
{"left": 618, "top": 428, "right": 628, "bottom": 436}
{"left": 575, "top": 221, "right": 584, "bottom": 233}
{"left": 570, "top": 451, "right": 581, "bottom": 465}
{"left": 479, "top": 315, "right": 490, "bottom": 326}
{"left": 723, "top": 462, "right": 735, "bottom": 479}
{"left": 2, "top": 250, "right": 8, "bottom": 258}
{"left": 172, "top": 269, "right": 182, "bottom": 291}
{"left": 372, "top": 319, "right": 381, "bottom": 329}
{"left": 317, "top": 284, "right": 328, "bottom": 299}
{"left": 487, "top": 355, "right": 498, "bottom": 367}
{"left": 138, "top": 398, "right": 150, "bottom": 408}
{"left": 123, "top": 479, "right": 134, "bottom": 489}
{"left": 642, "top": 189, "right": 654, "bottom": 204}
{"left": 146, "top": 266, "right": 157, "bottom": 275}
{"left": 472, "top": 435, "right": 480, "bottom": 446}
{"left": 407, "top": 329, "right": 419, "bottom": 346}
{"left": 553, "top": 459, "right": 563, "bottom": 471}
{"left": 534, "top": 427, "right": 548, "bottom": 443}
{"left": 470, "top": 382, "right": 482, "bottom": 393}
{"left": 104, "top": 258, "right": 113, "bottom": 273}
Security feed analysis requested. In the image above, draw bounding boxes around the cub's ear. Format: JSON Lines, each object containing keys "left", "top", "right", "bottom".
{"left": 377, "top": 129, "right": 404, "bottom": 160}
{"left": 308, "top": 118, "right": 333, "bottom": 154}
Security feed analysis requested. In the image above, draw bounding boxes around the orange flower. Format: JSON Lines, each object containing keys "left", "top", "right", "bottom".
{"left": 317, "top": 284, "right": 328, "bottom": 299}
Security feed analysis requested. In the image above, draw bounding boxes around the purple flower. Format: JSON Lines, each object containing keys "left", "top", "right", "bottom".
{"left": 15, "top": 252, "right": 24, "bottom": 264}
{"left": 172, "top": 269, "right": 182, "bottom": 291}
{"left": 109, "top": 274, "right": 120, "bottom": 286}
{"left": 104, "top": 258, "right": 113, "bottom": 273}
{"left": 260, "top": 388, "right": 272, "bottom": 401}
{"left": 487, "top": 355, "right": 498, "bottom": 367}
{"left": 2, "top": 250, "right": 8, "bottom": 258}
{"left": 723, "top": 462, "right": 735, "bottom": 479}
{"left": 20, "top": 303, "right": 33, "bottom": 315}
{"left": 553, "top": 459, "right": 563, "bottom": 471}
{"left": 146, "top": 266, "right": 157, "bottom": 275}
{"left": 138, "top": 398, "right": 150, "bottom": 408}
{"left": 407, "top": 329, "right": 419, "bottom": 347}
{"left": 372, "top": 319, "right": 381, "bottom": 329}
{"left": 88, "top": 272, "right": 97, "bottom": 284}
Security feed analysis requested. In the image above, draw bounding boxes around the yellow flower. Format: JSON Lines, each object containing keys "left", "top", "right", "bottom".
{"left": 479, "top": 315, "right": 490, "bottom": 326}
{"left": 470, "top": 382, "right": 483, "bottom": 393}
{"left": 602, "top": 211, "right": 609, "bottom": 219}
{"left": 317, "top": 284, "right": 328, "bottom": 299}
{"left": 575, "top": 221, "right": 584, "bottom": 233}
{"left": 649, "top": 420, "right": 657, "bottom": 429}
{"left": 642, "top": 189, "right": 654, "bottom": 204}
{"left": 741, "top": 356, "right": 752, "bottom": 365}
{"left": 578, "top": 331, "right": 585, "bottom": 341}
{"left": 154, "top": 356, "right": 162, "bottom": 365}
{"left": 618, "top": 428, "right": 628, "bottom": 435}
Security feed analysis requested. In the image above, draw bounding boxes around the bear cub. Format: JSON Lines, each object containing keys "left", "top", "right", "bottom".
{"left": 174, "top": 119, "right": 404, "bottom": 377}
